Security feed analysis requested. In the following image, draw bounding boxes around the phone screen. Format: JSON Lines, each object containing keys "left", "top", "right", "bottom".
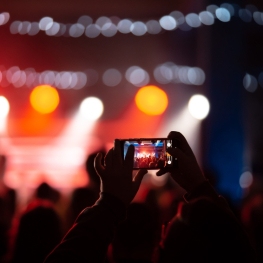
{"left": 121, "top": 138, "right": 174, "bottom": 169}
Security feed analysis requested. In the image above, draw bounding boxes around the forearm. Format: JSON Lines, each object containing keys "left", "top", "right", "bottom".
{"left": 44, "top": 193, "right": 126, "bottom": 263}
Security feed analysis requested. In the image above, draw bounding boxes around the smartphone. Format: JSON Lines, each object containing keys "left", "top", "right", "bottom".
{"left": 119, "top": 138, "right": 178, "bottom": 170}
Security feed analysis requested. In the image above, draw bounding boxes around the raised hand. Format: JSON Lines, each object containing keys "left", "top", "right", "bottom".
{"left": 94, "top": 139, "right": 148, "bottom": 206}
{"left": 157, "top": 131, "right": 206, "bottom": 192}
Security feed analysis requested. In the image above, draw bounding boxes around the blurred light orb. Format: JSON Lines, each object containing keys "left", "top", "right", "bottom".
{"left": 117, "top": 19, "right": 132, "bottom": 34}
{"left": 30, "top": 85, "right": 60, "bottom": 114}
{"left": 253, "top": 11, "right": 263, "bottom": 25}
{"left": 79, "top": 97, "right": 104, "bottom": 120}
{"left": 135, "top": 85, "right": 168, "bottom": 115}
{"left": 28, "top": 22, "right": 40, "bottom": 36}
{"left": 85, "top": 24, "right": 100, "bottom": 38}
{"left": 96, "top": 16, "right": 111, "bottom": 28}
{"left": 154, "top": 64, "right": 173, "bottom": 84}
{"left": 243, "top": 73, "right": 257, "bottom": 92}
{"left": 10, "top": 21, "right": 20, "bottom": 34}
{"left": 199, "top": 11, "right": 214, "bottom": 25}
{"left": 0, "top": 12, "right": 10, "bottom": 25}
{"left": 239, "top": 9, "right": 252, "bottom": 23}
{"left": 258, "top": 72, "right": 263, "bottom": 88}
{"left": 78, "top": 15, "right": 93, "bottom": 27}
{"left": 146, "top": 20, "right": 162, "bottom": 34}
{"left": 159, "top": 15, "right": 176, "bottom": 30}
{"left": 39, "top": 17, "right": 53, "bottom": 30}
{"left": 125, "top": 66, "right": 149, "bottom": 87}
{"left": 188, "top": 94, "right": 210, "bottom": 120}
{"left": 69, "top": 23, "right": 85, "bottom": 37}
{"left": 207, "top": 5, "right": 219, "bottom": 15}
{"left": 102, "top": 68, "right": 122, "bottom": 86}
{"left": 0, "top": 96, "right": 10, "bottom": 118}
{"left": 215, "top": 8, "right": 231, "bottom": 22}
{"left": 101, "top": 23, "right": 117, "bottom": 37}
{"left": 185, "top": 13, "right": 201, "bottom": 27}
{"left": 220, "top": 3, "right": 235, "bottom": 16}
{"left": 130, "top": 21, "right": 147, "bottom": 36}
{"left": 239, "top": 171, "right": 253, "bottom": 189}
{"left": 170, "top": 11, "right": 185, "bottom": 25}
{"left": 19, "top": 21, "right": 31, "bottom": 35}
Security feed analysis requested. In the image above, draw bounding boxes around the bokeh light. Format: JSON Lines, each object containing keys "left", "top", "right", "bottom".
{"left": 0, "top": 12, "right": 10, "bottom": 25}
{"left": 78, "top": 15, "right": 93, "bottom": 27}
{"left": 135, "top": 85, "right": 168, "bottom": 115}
{"left": 243, "top": 73, "right": 258, "bottom": 92}
{"left": 159, "top": 15, "right": 177, "bottom": 30}
{"left": 69, "top": 23, "right": 85, "bottom": 37}
{"left": 185, "top": 13, "right": 201, "bottom": 28}
{"left": 215, "top": 8, "right": 231, "bottom": 22}
{"left": 117, "top": 19, "right": 132, "bottom": 33}
{"left": 199, "top": 11, "right": 214, "bottom": 25}
{"left": 239, "top": 171, "right": 253, "bottom": 189}
{"left": 39, "top": 17, "right": 53, "bottom": 30}
{"left": 220, "top": 3, "right": 235, "bottom": 16}
{"left": 0, "top": 96, "right": 10, "bottom": 118}
{"left": 146, "top": 20, "right": 162, "bottom": 34}
{"left": 102, "top": 68, "right": 122, "bottom": 86}
{"left": 170, "top": 11, "right": 185, "bottom": 26}
{"left": 30, "top": 85, "right": 60, "bottom": 114}
{"left": 79, "top": 97, "right": 104, "bottom": 120}
{"left": 125, "top": 66, "right": 149, "bottom": 87}
{"left": 253, "top": 11, "right": 263, "bottom": 25}
{"left": 188, "top": 94, "right": 210, "bottom": 120}
{"left": 85, "top": 24, "right": 100, "bottom": 38}
{"left": 239, "top": 8, "right": 252, "bottom": 23}
{"left": 130, "top": 21, "right": 147, "bottom": 36}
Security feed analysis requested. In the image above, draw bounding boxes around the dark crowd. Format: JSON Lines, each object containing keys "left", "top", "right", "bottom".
{"left": 0, "top": 131, "right": 263, "bottom": 263}
{"left": 134, "top": 156, "right": 165, "bottom": 169}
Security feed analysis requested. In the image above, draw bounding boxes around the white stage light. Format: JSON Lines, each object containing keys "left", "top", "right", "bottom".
{"left": 0, "top": 96, "right": 10, "bottom": 118}
{"left": 79, "top": 97, "right": 104, "bottom": 120}
{"left": 188, "top": 94, "right": 210, "bottom": 120}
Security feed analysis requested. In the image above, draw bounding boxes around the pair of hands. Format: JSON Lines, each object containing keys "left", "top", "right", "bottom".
{"left": 94, "top": 131, "right": 206, "bottom": 206}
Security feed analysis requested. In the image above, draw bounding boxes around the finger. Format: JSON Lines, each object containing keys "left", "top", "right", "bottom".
{"left": 94, "top": 152, "right": 105, "bottom": 178}
{"left": 132, "top": 169, "right": 148, "bottom": 190}
{"left": 156, "top": 167, "right": 170, "bottom": 176}
{"left": 167, "top": 131, "right": 195, "bottom": 157}
{"left": 113, "top": 139, "right": 123, "bottom": 165}
{"left": 104, "top": 148, "right": 114, "bottom": 167}
{"left": 124, "top": 144, "right": 135, "bottom": 172}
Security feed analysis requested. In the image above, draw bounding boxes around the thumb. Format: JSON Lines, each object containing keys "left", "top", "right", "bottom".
{"left": 94, "top": 152, "right": 105, "bottom": 179}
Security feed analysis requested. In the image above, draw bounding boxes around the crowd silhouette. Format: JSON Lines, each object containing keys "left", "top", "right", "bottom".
{"left": 0, "top": 132, "right": 262, "bottom": 262}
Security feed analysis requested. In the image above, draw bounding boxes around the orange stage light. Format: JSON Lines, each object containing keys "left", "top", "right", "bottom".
{"left": 30, "top": 85, "right": 60, "bottom": 114}
{"left": 135, "top": 85, "right": 168, "bottom": 115}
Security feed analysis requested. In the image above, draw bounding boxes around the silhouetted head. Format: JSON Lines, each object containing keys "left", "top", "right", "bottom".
{"left": 12, "top": 201, "right": 62, "bottom": 263}
{"left": 36, "top": 182, "right": 60, "bottom": 204}
{"left": 85, "top": 149, "right": 106, "bottom": 188}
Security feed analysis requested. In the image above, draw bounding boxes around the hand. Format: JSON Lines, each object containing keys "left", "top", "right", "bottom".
{"left": 94, "top": 139, "right": 148, "bottom": 206}
{"left": 156, "top": 131, "right": 206, "bottom": 192}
